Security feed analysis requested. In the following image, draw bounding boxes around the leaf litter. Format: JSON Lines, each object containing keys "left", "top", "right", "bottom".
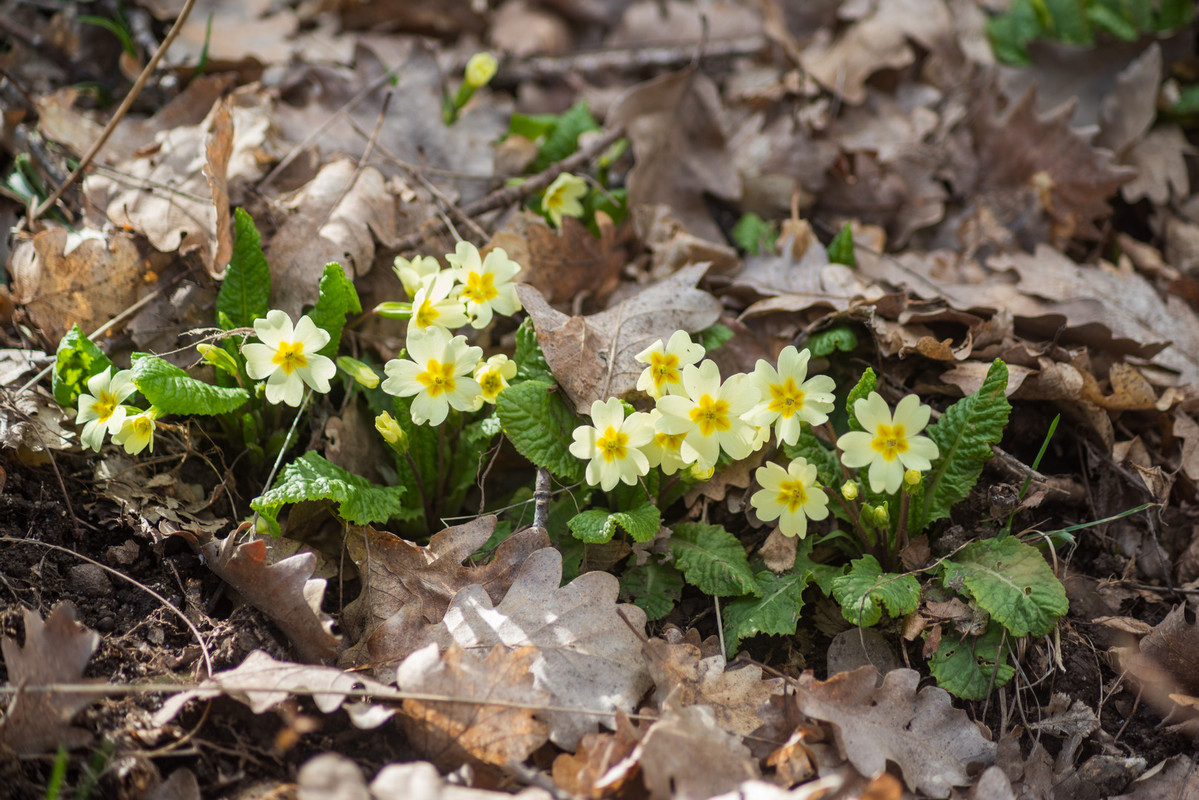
{"left": 3, "top": 0, "right": 1199, "bottom": 797}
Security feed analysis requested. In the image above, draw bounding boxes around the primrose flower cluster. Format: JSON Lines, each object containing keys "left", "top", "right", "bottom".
{"left": 569, "top": 332, "right": 940, "bottom": 539}
{"left": 74, "top": 367, "right": 158, "bottom": 455}
{"left": 376, "top": 242, "right": 522, "bottom": 426}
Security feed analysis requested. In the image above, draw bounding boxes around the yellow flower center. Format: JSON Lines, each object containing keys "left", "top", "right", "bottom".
{"left": 479, "top": 370, "right": 503, "bottom": 399}
{"left": 871, "top": 424, "right": 908, "bottom": 462}
{"left": 414, "top": 299, "right": 439, "bottom": 329}
{"left": 768, "top": 378, "right": 805, "bottom": 418}
{"left": 776, "top": 479, "right": 809, "bottom": 514}
{"left": 689, "top": 394, "right": 731, "bottom": 436}
{"left": 654, "top": 431, "right": 685, "bottom": 451}
{"left": 596, "top": 425, "right": 628, "bottom": 463}
{"left": 91, "top": 391, "right": 118, "bottom": 423}
{"left": 416, "top": 359, "right": 457, "bottom": 397}
{"left": 272, "top": 341, "right": 308, "bottom": 375}
{"left": 131, "top": 416, "right": 153, "bottom": 438}
{"left": 650, "top": 352, "right": 681, "bottom": 389}
{"left": 461, "top": 271, "right": 498, "bottom": 304}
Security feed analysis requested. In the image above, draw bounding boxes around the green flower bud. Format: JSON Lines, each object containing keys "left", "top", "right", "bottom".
{"left": 337, "top": 356, "right": 380, "bottom": 389}
{"left": 841, "top": 480, "right": 859, "bottom": 501}
{"left": 373, "top": 301, "right": 413, "bottom": 320}
{"left": 375, "top": 411, "right": 408, "bottom": 452}
{"left": 197, "top": 342, "right": 240, "bottom": 377}
{"left": 465, "top": 52, "right": 498, "bottom": 89}
{"left": 873, "top": 502, "right": 889, "bottom": 526}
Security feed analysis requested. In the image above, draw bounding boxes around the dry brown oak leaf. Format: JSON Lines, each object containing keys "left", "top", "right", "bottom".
{"left": 0, "top": 603, "right": 104, "bottom": 755}
{"left": 201, "top": 533, "right": 340, "bottom": 663}
{"left": 424, "top": 547, "right": 652, "bottom": 750}
{"left": 516, "top": 262, "right": 722, "bottom": 414}
{"left": 609, "top": 68, "right": 741, "bottom": 244}
{"left": 397, "top": 643, "right": 550, "bottom": 770}
{"left": 151, "top": 649, "right": 395, "bottom": 731}
{"left": 643, "top": 635, "right": 784, "bottom": 737}
{"left": 636, "top": 690, "right": 760, "bottom": 800}
{"left": 339, "top": 519, "right": 548, "bottom": 677}
{"left": 795, "top": 666, "right": 996, "bottom": 798}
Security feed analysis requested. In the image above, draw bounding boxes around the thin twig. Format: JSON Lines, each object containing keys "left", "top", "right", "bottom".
{"left": 27, "top": 0, "right": 198, "bottom": 225}
{"left": 393, "top": 125, "right": 625, "bottom": 252}
{"left": 533, "top": 467, "right": 552, "bottom": 530}
{"left": 487, "top": 36, "right": 765, "bottom": 85}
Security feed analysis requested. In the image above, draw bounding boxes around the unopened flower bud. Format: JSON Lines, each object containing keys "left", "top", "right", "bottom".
{"left": 374, "top": 301, "right": 413, "bottom": 320}
{"left": 197, "top": 342, "right": 240, "bottom": 377}
{"left": 690, "top": 463, "right": 715, "bottom": 481}
{"left": 337, "top": 356, "right": 380, "bottom": 389}
{"left": 904, "top": 468, "right": 922, "bottom": 488}
{"left": 465, "top": 52, "right": 498, "bottom": 89}
{"left": 873, "top": 502, "right": 890, "bottom": 526}
{"left": 841, "top": 480, "right": 859, "bottom": 501}
{"left": 375, "top": 411, "right": 407, "bottom": 451}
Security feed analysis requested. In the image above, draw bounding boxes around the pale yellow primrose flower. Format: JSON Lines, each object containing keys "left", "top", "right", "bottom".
{"left": 75, "top": 367, "right": 137, "bottom": 451}
{"left": 446, "top": 242, "right": 522, "bottom": 329}
{"left": 837, "top": 392, "right": 940, "bottom": 494}
{"left": 746, "top": 346, "right": 836, "bottom": 446}
{"left": 654, "top": 361, "right": 760, "bottom": 470}
{"left": 393, "top": 254, "right": 441, "bottom": 298}
{"left": 473, "top": 354, "right": 517, "bottom": 405}
{"left": 569, "top": 398, "right": 654, "bottom": 491}
{"left": 408, "top": 270, "right": 469, "bottom": 336}
{"left": 751, "top": 458, "right": 829, "bottom": 538}
{"left": 542, "top": 172, "right": 588, "bottom": 228}
{"left": 465, "top": 52, "right": 498, "bottom": 89}
{"left": 112, "top": 408, "right": 157, "bottom": 455}
{"left": 381, "top": 328, "right": 483, "bottom": 426}
{"left": 635, "top": 330, "right": 705, "bottom": 400}
{"left": 242, "top": 310, "right": 337, "bottom": 407}
{"left": 641, "top": 409, "right": 690, "bottom": 476}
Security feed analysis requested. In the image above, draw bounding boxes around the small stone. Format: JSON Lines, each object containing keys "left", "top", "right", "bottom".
{"left": 106, "top": 539, "right": 140, "bottom": 566}
{"left": 69, "top": 564, "right": 113, "bottom": 598}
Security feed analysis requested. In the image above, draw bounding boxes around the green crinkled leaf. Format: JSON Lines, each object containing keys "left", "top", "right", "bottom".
{"left": 928, "top": 625, "right": 1015, "bottom": 700}
{"left": 783, "top": 427, "right": 841, "bottom": 487}
{"left": 307, "top": 262, "right": 360, "bottom": 357}
{"left": 496, "top": 380, "right": 584, "bottom": 482}
{"left": 251, "top": 451, "right": 410, "bottom": 535}
{"left": 515, "top": 318, "right": 553, "bottom": 383}
{"left": 130, "top": 353, "right": 248, "bottom": 416}
{"left": 669, "top": 522, "right": 759, "bottom": 597}
{"left": 920, "top": 359, "right": 1010, "bottom": 527}
{"left": 722, "top": 568, "right": 811, "bottom": 655}
{"left": 531, "top": 101, "right": 599, "bottom": 172}
{"left": 696, "top": 323, "right": 734, "bottom": 353}
{"left": 796, "top": 536, "right": 844, "bottom": 595}
{"left": 827, "top": 222, "right": 857, "bottom": 267}
{"left": 622, "top": 560, "right": 684, "bottom": 622}
{"left": 831, "top": 555, "right": 920, "bottom": 627}
{"left": 806, "top": 324, "right": 858, "bottom": 358}
{"left": 53, "top": 324, "right": 114, "bottom": 408}
{"left": 941, "top": 536, "right": 1068, "bottom": 637}
{"left": 216, "top": 208, "right": 271, "bottom": 329}
{"left": 845, "top": 368, "right": 876, "bottom": 432}
{"left": 731, "top": 213, "right": 777, "bottom": 255}
{"left": 568, "top": 503, "right": 660, "bottom": 544}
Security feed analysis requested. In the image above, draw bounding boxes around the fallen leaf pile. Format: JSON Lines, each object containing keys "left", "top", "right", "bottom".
{"left": 6, "top": 0, "right": 1199, "bottom": 797}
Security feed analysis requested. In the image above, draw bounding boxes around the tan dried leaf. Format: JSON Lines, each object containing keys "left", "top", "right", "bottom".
{"left": 151, "top": 650, "right": 395, "bottom": 731}
{"left": 609, "top": 69, "right": 741, "bottom": 242}
{"left": 551, "top": 717, "right": 643, "bottom": 799}
{"left": 795, "top": 666, "right": 996, "bottom": 798}
{"left": 201, "top": 533, "right": 340, "bottom": 663}
{"left": 643, "top": 635, "right": 785, "bottom": 736}
{"left": 0, "top": 603, "right": 103, "bottom": 754}
{"left": 426, "top": 547, "right": 651, "bottom": 749}
{"left": 521, "top": 214, "right": 629, "bottom": 309}
{"left": 516, "top": 263, "right": 722, "bottom": 413}
{"left": 637, "top": 691, "right": 760, "bottom": 800}
{"left": 203, "top": 98, "right": 234, "bottom": 278}
{"left": 265, "top": 159, "right": 399, "bottom": 317}
{"left": 397, "top": 643, "right": 550, "bottom": 769}
{"left": 8, "top": 228, "right": 146, "bottom": 344}
{"left": 340, "top": 519, "right": 548, "bottom": 671}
